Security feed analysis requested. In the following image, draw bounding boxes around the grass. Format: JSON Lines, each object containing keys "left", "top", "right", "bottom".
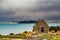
{"left": 40, "top": 35, "right": 60, "bottom": 40}
{"left": 0, "top": 35, "right": 60, "bottom": 40}
{"left": 0, "top": 35, "right": 24, "bottom": 38}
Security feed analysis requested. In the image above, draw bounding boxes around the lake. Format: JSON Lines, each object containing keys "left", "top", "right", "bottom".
{"left": 0, "top": 23, "right": 60, "bottom": 35}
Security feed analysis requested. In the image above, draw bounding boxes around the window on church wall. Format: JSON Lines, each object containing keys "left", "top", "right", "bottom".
{"left": 41, "top": 27, "right": 44, "bottom": 32}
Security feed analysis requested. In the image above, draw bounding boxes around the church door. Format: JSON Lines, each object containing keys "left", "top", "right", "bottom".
{"left": 41, "top": 27, "right": 44, "bottom": 32}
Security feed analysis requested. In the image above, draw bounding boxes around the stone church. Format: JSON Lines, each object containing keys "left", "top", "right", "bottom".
{"left": 33, "top": 19, "right": 49, "bottom": 33}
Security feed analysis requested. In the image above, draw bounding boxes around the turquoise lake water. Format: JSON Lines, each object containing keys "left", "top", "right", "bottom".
{"left": 0, "top": 23, "right": 60, "bottom": 35}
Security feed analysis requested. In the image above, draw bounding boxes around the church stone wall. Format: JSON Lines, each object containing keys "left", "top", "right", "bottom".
{"left": 33, "top": 19, "right": 49, "bottom": 33}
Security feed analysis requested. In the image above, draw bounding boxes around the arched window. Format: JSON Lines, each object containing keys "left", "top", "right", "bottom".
{"left": 41, "top": 27, "right": 44, "bottom": 32}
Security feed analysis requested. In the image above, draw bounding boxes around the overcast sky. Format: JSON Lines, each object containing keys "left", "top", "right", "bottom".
{"left": 0, "top": 0, "right": 60, "bottom": 22}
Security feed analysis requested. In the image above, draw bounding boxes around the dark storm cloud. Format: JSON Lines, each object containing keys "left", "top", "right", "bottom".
{"left": 40, "top": 2, "right": 60, "bottom": 11}
{"left": 32, "top": 0, "right": 60, "bottom": 12}
{"left": 0, "top": 0, "right": 60, "bottom": 22}
{"left": 45, "top": 15, "right": 60, "bottom": 20}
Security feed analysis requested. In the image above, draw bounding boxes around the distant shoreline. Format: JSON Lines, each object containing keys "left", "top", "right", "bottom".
{"left": 18, "top": 23, "right": 35, "bottom": 24}
{"left": 17, "top": 20, "right": 60, "bottom": 23}
{"left": 18, "top": 21, "right": 37, "bottom": 23}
